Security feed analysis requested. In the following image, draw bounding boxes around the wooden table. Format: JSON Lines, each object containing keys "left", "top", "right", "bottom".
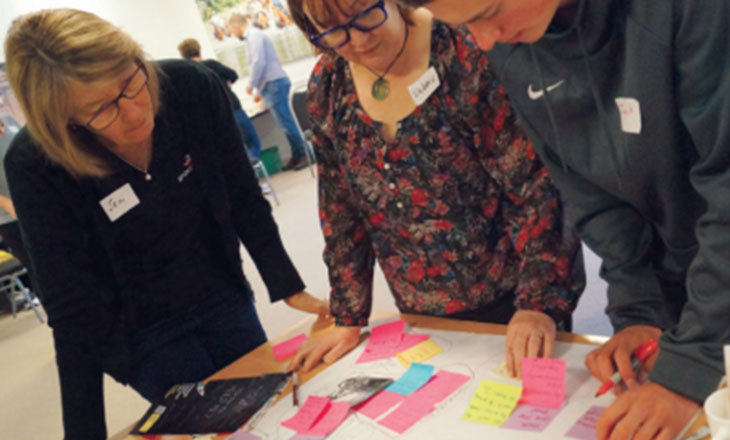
{"left": 110, "top": 312, "right": 708, "bottom": 440}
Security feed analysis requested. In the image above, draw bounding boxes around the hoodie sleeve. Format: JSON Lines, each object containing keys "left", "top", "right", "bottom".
{"left": 646, "top": 0, "right": 730, "bottom": 403}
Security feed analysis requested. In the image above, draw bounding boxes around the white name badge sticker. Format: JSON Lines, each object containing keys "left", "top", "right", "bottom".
{"left": 615, "top": 97, "right": 642, "bottom": 134}
{"left": 99, "top": 183, "right": 140, "bottom": 222}
{"left": 408, "top": 66, "right": 441, "bottom": 106}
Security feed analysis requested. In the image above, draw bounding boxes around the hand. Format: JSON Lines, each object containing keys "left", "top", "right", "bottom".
{"left": 283, "top": 291, "right": 330, "bottom": 316}
{"left": 288, "top": 326, "right": 360, "bottom": 373}
{"left": 596, "top": 382, "right": 699, "bottom": 440}
{"left": 246, "top": 86, "right": 254, "bottom": 95}
{"left": 585, "top": 325, "right": 662, "bottom": 390}
{"left": 505, "top": 310, "right": 557, "bottom": 378}
{"left": 253, "top": 95, "right": 262, "bottom": 103}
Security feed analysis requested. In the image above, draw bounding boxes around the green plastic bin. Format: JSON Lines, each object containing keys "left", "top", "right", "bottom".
{"left": 260, "top": 146, "right": 282, "bottom": 175}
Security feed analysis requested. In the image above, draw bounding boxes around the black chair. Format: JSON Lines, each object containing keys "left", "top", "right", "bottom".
{"left": 289, "top": 83, "right": 316, "bottom": 178}
{"left": 0, "top": 250, "right": 44, "bottom": 323}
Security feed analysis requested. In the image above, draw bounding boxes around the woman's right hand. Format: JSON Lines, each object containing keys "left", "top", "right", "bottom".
{"left": 288, "top": 326, "right": 361, "bottom": 374}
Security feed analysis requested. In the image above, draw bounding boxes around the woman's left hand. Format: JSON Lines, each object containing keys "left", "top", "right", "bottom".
{"left": 284, "top": 291, "right": 330, "bottom": 316}
{"left": 505, "top": 310, "right": 557, "bottom": 378}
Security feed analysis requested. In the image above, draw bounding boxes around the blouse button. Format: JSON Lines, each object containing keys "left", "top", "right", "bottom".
{"left": 384, "top": 163, "right": 391, "bottom": 170}
{"left": 389, "top": 183, "right": 396, "bottom": 189}
{"left": 397, "top": 202, "right": 404, "bottom": 209}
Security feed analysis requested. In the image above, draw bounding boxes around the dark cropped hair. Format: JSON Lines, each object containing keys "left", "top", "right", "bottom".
{"left": 287, "top": 0, "right": 414, "bottom": 51}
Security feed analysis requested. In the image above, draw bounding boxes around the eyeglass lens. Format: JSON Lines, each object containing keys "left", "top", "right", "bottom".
{"left": 316, "top": 2, "right": 387, "bottom": 49}
{"left": 88, "top": 65, "right": 148, "bottom": 130}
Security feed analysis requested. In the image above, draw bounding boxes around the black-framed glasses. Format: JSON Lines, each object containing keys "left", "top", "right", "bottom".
{"left": 86, "top": 61, "right": 149, "bottom": 131}
{"left": 308, "top": 0, "right": 388, "bottom": 50}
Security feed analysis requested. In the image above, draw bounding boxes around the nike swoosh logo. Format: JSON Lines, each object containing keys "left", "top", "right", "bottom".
{"left": 527, "top": 80, "right": 565, "bottom": 100}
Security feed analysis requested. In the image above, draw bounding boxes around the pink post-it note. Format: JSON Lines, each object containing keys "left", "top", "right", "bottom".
{"left": 355, "top": 348, "right": 395, "bottom": 364}
{"left": 501, "top": 404, "right": 562, "bottom": 432}
{"left": 378, "top": 399, "right": 434, "bottom": 434}
{"left": 228, "top": 431, "right": 262, "bottom": 440}
{"left": 405, "top": 370, "right": 470, "bottom": 405}
{"left": 281, "top": 396, "right": 330, "bottom": 432}
{"left": 305, "top": 401, "right": 350, "bottom": 436}
{"left": 519, "top": 357, "right": 566, "bottom": 409}
{"left": 368, "top": 320, "right": 405, "bottom": 352}
{"left": 355, "top": 390, "right": 406, "bottom": 419}
{"left": 272, "top": 333, "right": 308, "bottom": 362}
{"left": 395, "top": 333, "right": 430, "bottom": 352}
{"left": 565, "top": 406, "right": 606, "bottom": 440}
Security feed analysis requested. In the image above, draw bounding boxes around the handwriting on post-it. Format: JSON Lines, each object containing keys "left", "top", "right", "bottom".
{"left": 501, "top": 404, "right": 562, "bottom": 432}
{"left": 396, "top": 339, "right": 443, "bottom": 368}
{"left": 461, "top": 379, "right": 522, "bottom": 426}
{"left": 519, "top": 357, "right": 566, "bottom": 409}
{"left": 368, "top": 320, "right": 405, "bottom": 352}
{"left": 272, "top": 333, "right": 307, "bottom": 362}
{"left": 565, "top": 406, "right": 606, "bottom": 440}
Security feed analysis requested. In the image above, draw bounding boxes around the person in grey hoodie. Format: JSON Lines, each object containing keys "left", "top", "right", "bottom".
{"left": 398, "top": 0, "right": 730, "bottom": 439}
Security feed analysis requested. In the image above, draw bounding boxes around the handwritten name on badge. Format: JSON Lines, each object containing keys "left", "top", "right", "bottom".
{"left": 408, "top": 66, "right": 440, "bottom": 106}
{"left": 99, "top": 183, "right": 140, "bottom": 222}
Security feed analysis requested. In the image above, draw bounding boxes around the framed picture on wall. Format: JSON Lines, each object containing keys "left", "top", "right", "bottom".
{"left": 194, "top": 0, "right": 313, "bottom": 77}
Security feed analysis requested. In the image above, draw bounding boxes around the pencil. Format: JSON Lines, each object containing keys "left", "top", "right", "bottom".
{"left": 292, "top": 372, "right": 299, "bottom": 407}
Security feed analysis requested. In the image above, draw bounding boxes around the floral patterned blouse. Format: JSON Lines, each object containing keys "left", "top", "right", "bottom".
{"left": 307, "top": 21, "right": 584, "bottom": 327}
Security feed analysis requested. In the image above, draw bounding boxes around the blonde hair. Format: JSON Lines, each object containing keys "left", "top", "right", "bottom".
{"left": 3, "top": 8, "right": 161, "bottom": 178}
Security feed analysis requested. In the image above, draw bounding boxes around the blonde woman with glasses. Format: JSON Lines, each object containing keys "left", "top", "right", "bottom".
{"left": 3, "top": 9, "right": 326, "bottom": 439}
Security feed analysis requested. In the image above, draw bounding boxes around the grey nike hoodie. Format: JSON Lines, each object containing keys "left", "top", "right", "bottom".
{"left": 486, "top": 0, "right": 729, "bottom": 403}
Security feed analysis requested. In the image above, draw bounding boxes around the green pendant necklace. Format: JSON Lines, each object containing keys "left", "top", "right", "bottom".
{"left": 367, "top": 25, "right": 410, "bottom": 101}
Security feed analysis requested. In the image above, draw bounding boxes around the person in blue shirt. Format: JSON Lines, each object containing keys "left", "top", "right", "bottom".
{"left": 228, "top": 12, "right": 309, "bottom": 171}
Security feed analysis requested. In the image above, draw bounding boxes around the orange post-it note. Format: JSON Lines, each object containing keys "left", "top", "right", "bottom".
{"left": 272, "top": 333, "right": 307, "bottom": 362}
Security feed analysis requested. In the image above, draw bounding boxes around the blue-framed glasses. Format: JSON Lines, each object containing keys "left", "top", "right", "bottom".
{"left": 308, "top": 0, "right": 388, "bottom": 50}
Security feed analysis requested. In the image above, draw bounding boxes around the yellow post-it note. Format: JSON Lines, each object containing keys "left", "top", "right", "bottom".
{"left": 396, "top": 339, "right": 443, "bottom": 368}
{"left": 461, "top": 379, "right": 523, "bottom": 426}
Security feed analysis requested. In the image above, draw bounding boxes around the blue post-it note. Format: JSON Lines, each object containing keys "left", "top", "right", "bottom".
{"left": 386, "top": 363, "right": 435, "bottom": 396}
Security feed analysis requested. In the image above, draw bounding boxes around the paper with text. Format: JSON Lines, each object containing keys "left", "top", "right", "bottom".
{"left": 462, "top": 379, "right": 522, "bottom": 426}
{"left": 519, "top": 357, "right": 566, "bottom": 409}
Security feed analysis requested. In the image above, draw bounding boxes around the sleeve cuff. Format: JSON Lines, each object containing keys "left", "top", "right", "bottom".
{"left": 648, "top": 344, "right": 724, "bottom": 403}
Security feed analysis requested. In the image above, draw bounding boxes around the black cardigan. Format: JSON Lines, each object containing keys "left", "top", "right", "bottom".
{"left": 4, "top": 60, "right": 304, "bottom": 439}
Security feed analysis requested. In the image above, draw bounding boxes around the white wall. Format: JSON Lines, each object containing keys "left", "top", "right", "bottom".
{"left": 0, "top": 0, "right": 318, "bottom": 109}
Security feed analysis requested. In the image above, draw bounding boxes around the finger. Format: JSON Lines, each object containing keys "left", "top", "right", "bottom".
{"left": 631, "top": 415, "right": 662, "bottom": 440}
{"left": 527, "top": 332, "right": 542, "bottom": 359}
{"left": 613, "top": 348, "right": 636, "bottom": 385}
{"left": 322, "top": 340, "right": 352, "bottom": 364}
{"left": 596, "top": 394, "right": 630, "bottom": 440}
{"left": 606, "top": 397, "right": 647, "bottom": 440}
{"left": 542, "top": 332, "right": 554, "bottom": 358}
{"left": 594, "top": 350, "right": 618, "bottom": 382}
{"left": 505, "top": 341, "right": 516, "bottom": 378}
{"left": 300, "top": 340, "right": 332, "bottom": 373}
{"left": 512, "top": 335, "right": 528, "bottom": 378}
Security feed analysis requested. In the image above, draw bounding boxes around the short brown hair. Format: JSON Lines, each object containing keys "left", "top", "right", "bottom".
{"left": 287, "top": 0, "right": 414, "bottom": 52}
{"left": 4, "top": 8, "right": 161, "bottom": 178}
{"left": 178, "top": 38, "right": 202, "bottom": 59}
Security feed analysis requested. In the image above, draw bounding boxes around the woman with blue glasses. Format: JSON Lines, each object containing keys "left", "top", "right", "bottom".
{"left": 286, "top": 0, "right": 586, "bottom": 377}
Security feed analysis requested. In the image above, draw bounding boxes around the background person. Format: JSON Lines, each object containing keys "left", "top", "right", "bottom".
{"left": 286, "top": 0, "right": 585, "bottom": 377}
{"left": 177, "top": 37, "right": 263, "bottom": 161}
{"left": 401, "top": 0, "right": 730, "bottom": 438}
{"left": 227, "top": 12, "right": 310, "bottom": 171}
{"left": 4, "top": 9, "right": 327, "bottom": 439}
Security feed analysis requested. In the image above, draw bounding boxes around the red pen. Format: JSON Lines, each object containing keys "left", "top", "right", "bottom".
{"left": 594, "top": 339, "right": 658, "bottom": 397}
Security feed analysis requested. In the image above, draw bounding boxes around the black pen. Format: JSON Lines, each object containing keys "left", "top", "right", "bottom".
{"left": 292, "top": 372, "right": 299, "bottom": 407}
